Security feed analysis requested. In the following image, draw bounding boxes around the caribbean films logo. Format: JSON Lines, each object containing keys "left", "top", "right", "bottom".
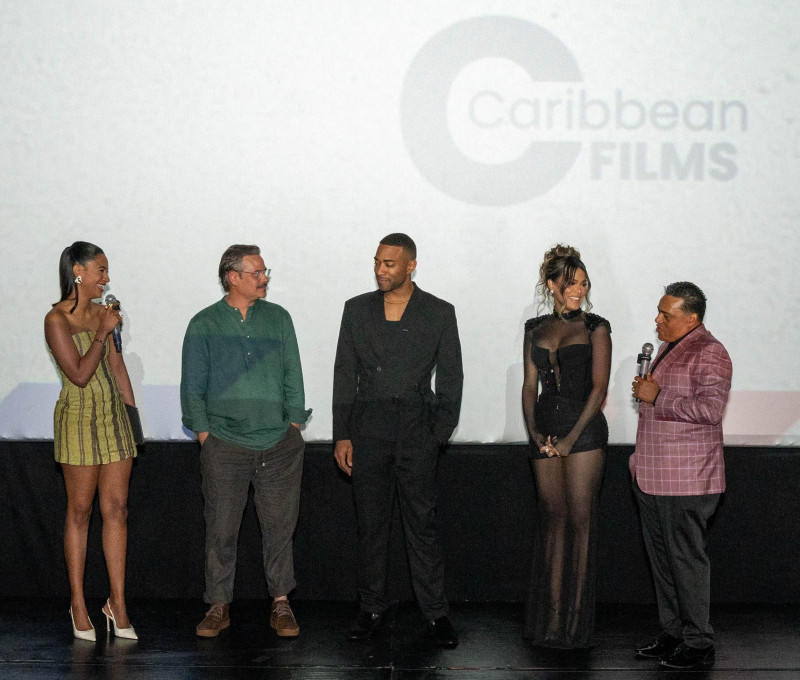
{"left": 400, "top": 16, "right": 747, "bottom": 206}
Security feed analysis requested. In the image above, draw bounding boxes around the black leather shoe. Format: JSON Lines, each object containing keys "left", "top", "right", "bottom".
{"left": 635, "top": 631, "right": 682, "bottom": 659}
{"left": 429, "top": 616, "right": 459, "bottom": 648}
{"left": 347, "top": 610, "right": 388, "bottom": 641}
{"left": 660, "top": 642, "right": 715, "bottom": 670}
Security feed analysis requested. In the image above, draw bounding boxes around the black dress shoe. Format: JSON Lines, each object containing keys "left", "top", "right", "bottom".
{"left": 347, "top": 610, "right": 388, "bottom": 641}
{"left": 660, "top": 642, "right": 715, "bottom": 670}
{"left": 429, "top": 616, "right": 459, "bottom": 648}
{"left": 635, "top": 631, "right": 682, "bottom": 659}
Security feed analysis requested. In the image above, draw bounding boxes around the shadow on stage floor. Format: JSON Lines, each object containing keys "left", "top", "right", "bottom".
{"left": 1, "top": 599, "right": 798, "bottom": 679}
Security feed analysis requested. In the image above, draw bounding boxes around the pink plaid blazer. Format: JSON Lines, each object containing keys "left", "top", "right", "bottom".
{"left": 630, "top": 325, "right": 732, "bottom": 496}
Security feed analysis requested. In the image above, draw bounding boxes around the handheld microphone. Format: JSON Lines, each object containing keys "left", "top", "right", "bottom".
{"left": 637, "top": 343, "right": 654, "bottom": 377}
{"left": 634, "top": 342, "right": 654, "bottom": 402}
{"left": 104, "top": 294, "right": 123, "bottom": 353}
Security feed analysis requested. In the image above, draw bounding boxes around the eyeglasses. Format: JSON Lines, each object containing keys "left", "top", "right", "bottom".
{"left": 237, "top": 268, "right": 271, "bottom": 280}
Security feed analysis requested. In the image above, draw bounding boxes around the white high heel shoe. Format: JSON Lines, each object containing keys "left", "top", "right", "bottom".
{"left": 70, "top": 607, "right": 96, "bottom": 642}
{"left": 102, "top": 599, "right": 138, "bottom": 640}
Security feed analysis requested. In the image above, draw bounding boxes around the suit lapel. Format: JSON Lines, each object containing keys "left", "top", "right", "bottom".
{"left": 652, "top": 325, "right": 706, "bottom": 378}
{"left": 366, "top": 291, "right": 391, "bottom": 353}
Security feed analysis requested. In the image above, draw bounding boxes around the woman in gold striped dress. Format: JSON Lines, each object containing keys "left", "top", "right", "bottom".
{"left": 44, "top": 242, "right": 138, "bottom": 641}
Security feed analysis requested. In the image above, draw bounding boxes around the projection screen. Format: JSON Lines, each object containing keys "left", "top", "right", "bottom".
{"left": 1, "top": 2, "right": 798, "bottom": 445}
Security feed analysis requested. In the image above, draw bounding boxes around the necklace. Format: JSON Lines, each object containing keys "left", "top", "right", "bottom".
{"left": 384, "top": 297, "right": 410, "bottom": 305}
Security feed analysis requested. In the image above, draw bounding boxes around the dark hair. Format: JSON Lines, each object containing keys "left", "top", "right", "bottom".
{"left": 536, "top": 244, "right": 592, "bottom": 314}
{"left": 379, "top": 233, "right": 416, "bottom": 260}
{"left": 664, "top": 281, "right": 706, "bottom": 321}
{"left": 218, "top": 244, "right": 260, "bottom": 292}
{"left": 56, "top": 241, "right": 105, "bottom": 313}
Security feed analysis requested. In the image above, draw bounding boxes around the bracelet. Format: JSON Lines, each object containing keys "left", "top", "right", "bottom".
{"left": 94, "top": 337, "right": 106, "bottom": 345}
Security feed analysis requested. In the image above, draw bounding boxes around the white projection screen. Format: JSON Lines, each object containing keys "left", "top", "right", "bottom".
{"left": 1, "top": 2, "right": 798, "bottom": 446}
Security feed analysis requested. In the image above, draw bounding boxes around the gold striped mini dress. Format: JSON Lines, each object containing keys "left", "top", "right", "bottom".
{"left": 53, "top": 331, "right": 137, "bottom": 466}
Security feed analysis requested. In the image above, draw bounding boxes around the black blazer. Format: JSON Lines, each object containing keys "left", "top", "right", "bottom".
{"left": 332, "top": 284, "right": 463, "bottom": 444}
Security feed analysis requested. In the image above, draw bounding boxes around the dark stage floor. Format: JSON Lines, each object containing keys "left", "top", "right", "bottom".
{"left": 1, "top": 599, "right": 798, "bottom": 679}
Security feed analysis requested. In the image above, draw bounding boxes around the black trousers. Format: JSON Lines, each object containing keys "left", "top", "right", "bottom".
{"left": 351, "top": 436, "right": 448, "bottom": 620}
{"left": 634, "top": 483, "right": 721, "bottom": 648}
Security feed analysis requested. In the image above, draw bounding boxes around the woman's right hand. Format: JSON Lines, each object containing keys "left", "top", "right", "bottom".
{"left": 97, "top": 303, "right": 122, "bottom": 340}
{"left": 530, "top": 431, "right": 546, "bottom": 451}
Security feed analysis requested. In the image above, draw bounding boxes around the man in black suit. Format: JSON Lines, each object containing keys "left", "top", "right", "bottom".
{"left": 333, "top": 233, "right": 463, "bottom": 647}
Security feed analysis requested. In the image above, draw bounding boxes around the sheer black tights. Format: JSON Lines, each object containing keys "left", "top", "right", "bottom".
{"left": 532, "top": 449, "right": 604, "bottom": 642}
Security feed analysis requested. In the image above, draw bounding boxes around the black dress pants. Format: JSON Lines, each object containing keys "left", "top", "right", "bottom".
{"left": 634, "top": 483, "right": 721, "bottom": 648}
{"left": 351, "top": 436, "right": 448, "bottom": 620}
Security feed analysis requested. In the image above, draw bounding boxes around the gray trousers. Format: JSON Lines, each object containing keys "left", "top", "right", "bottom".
{"left": 200, "top": 426, "right": 305, "bottom": 604}
{"left": 634, "top": 483, "right": 721, "bottom": 648}
{"left": 351, "top": 436, "right": 448, "bottom": 620}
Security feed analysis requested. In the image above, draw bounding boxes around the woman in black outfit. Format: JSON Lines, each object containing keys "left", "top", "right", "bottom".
{"left": 521, "top": 244, "right": 611, "bottom": 649}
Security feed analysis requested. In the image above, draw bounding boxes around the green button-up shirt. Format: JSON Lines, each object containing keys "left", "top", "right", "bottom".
{"left": 180, "top": 297, "right": 311, "bottom": 450}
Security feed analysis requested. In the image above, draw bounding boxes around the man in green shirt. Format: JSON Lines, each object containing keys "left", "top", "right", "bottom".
{"left": 181, "top": 244, "right": 311, "bottom": 638}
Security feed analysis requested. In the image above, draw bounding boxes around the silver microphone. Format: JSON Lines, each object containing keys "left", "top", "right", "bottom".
{"left": 104, "top": 294, "right": 123, "bottom": 353}
{"left": 637, "top": 343, "right": 654, "bottom": 377}
{"left": 635, "top": 343, "right": 654, "bottom": 402}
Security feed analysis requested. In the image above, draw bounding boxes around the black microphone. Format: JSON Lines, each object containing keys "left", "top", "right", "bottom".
{"left": 104, "top": 294, "right": 123, "bottom": 353}
{"left": 637, "top": 343, "right": 654, "bottom": 377}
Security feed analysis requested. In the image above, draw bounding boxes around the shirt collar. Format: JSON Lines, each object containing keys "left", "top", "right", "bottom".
{"left": 668, "top": 322, "right": 702, "bottom": 349}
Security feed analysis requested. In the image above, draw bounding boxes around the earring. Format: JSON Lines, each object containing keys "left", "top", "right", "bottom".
{"left": 74, "top": 275, "right": 83, "bottom": 285}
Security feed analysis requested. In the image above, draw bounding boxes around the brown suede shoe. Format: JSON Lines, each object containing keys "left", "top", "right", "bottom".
{"left": 196, "top": 603, "right": 230, "bottom": 638}
{"left": 270, "top": 599, "right": 300, "bottom": 637}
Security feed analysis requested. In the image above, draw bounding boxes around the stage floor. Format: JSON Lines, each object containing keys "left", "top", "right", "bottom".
{"left": 1, "top": 600, "right": 798, "bottom": 679}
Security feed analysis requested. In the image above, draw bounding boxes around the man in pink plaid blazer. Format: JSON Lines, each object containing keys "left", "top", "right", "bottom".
{"left": 630, "top": 282, "right": 732, "bottom": 671}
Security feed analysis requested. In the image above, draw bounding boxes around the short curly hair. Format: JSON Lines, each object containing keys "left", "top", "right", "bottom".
{"left": 379, "top": 233, "right": 416, "bottom": 260}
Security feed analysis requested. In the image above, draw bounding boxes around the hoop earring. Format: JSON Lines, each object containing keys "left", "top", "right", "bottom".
{"left": 74, "top": 275, "right": 82, "bottom": 284}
